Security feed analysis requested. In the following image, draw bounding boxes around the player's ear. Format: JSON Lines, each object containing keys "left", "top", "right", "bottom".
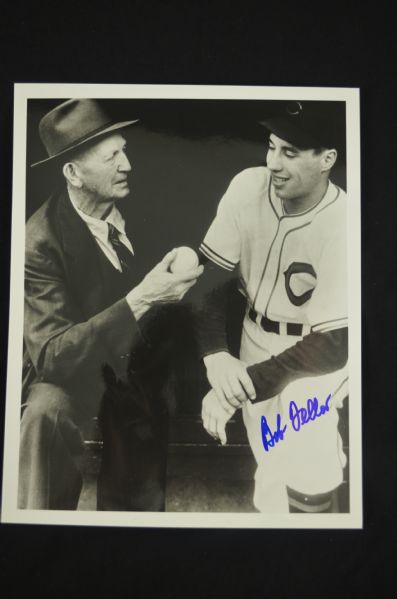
{"left": 63, "top": 161, "right": 83, "bottom": 188}
{"left": 321, "top": 149, "right": 337, "bottom": 173}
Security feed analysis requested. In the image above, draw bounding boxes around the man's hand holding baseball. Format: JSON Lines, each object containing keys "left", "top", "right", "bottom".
{"left": 203, "top": 351, "right": 256, "bottom": 412}
{"left": 127, "top": 249, "right": 203, "bottom": 319}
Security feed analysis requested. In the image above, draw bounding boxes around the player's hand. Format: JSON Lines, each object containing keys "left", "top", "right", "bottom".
{"left": 201, "top": 388, "right": 236, "bottom": 445}
{"left": 203, "top": 351, "right": 256, "bottom": 412}
{"left": 128, "top": 249, "right": 203, "bottom": 312}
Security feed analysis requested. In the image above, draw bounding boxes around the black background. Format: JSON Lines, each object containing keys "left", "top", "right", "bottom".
{"left": 0, "top": 1, "right": 396, "bottom": 595}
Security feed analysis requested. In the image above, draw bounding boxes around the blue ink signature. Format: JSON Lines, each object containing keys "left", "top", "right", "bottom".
{"left": 261, "top": 414, "right": 287, "bottom": 452}
{"left": 289, "top": 394, "right": 332, "bottom": 432}
{"left": 261, "top": 394, "right": 332, "bottom": 452}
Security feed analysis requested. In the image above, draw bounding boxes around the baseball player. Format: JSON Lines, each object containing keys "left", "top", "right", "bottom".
{"left": 198, "top": 101, "right": 348, "bottom": 513}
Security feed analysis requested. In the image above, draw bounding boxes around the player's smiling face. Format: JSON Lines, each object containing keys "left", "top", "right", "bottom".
{"left": 266, "top": 134, "right": 329, "bottom": 209}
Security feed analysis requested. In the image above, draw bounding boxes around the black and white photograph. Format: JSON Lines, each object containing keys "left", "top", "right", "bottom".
{"left": 1, "top": 84, "right": 361, "bottom": 528}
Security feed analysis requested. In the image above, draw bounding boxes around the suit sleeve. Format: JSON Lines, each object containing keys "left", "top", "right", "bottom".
{"left": 24, "top": 246, "right": 145, "bottom": 388}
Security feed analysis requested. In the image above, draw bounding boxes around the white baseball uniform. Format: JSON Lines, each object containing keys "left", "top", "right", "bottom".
{"left": 200, "top": 166, "right": 348, "bottom": 512}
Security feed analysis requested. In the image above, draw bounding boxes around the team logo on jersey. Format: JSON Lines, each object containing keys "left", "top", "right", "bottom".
{"left": 284, "top": 262, "right": 317, "bottom": 306}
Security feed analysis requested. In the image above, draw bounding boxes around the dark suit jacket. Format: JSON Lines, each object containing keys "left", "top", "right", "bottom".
{"left": 22, "top": 187, "right": 148, "bottom": 417}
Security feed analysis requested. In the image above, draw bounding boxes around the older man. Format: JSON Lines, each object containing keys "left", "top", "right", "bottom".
{"left": 199, "top": 101, "right": 348, "bottom": 513}
{"left": 19, "top": 99, "right": 203, "bottom": 510}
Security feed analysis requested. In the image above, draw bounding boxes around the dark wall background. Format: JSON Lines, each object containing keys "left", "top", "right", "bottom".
{"left": 26, "top": 98, "right": 346, "bottom": 223}
{"left": 25, "top": 98, "right": 347, "bottom": 414}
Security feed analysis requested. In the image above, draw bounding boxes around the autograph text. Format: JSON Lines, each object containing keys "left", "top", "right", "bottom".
{"left": 261, "top": 394, "right": 332, "bottom": 453}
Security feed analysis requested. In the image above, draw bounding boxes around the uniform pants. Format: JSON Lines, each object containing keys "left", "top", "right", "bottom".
{"left": 240, "top": 316, "right": 347, "bottom": 513}
{"left": 18, "top": 382, "right": 168, "bottom": 511}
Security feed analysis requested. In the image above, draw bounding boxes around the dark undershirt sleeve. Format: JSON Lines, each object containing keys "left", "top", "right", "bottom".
{"left": 247, "top": 327, "right": 348, "bottom": 403}
{"left": 194, "top": 255, "right": 236, "bottom": 358}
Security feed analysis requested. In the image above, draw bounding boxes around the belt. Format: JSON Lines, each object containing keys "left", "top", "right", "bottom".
{"left": 248, "top": 308, "right": 305, "bottom": 337}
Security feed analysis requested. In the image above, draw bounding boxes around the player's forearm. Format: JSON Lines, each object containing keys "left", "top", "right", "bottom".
{"left": 193, "top": 258, "right": 235, "bottom": 357}
{"left": 247, "top": 327, "right": 348, "bottom": 403}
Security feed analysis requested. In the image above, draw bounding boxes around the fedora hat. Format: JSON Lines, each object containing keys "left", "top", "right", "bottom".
{"left": 31, "top": 99, "right": 138, "bottom": 167}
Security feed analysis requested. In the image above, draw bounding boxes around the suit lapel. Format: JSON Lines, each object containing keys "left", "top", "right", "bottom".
{"left": 56, "top": 189, "right": 109, "bottom": 317}
{"left": 118, "top": 205, "right": 147, "bottom": 284}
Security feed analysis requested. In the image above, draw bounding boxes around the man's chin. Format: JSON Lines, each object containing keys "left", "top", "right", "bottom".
{"left": 114, "top": 188, "right": 130, "bottom": 200}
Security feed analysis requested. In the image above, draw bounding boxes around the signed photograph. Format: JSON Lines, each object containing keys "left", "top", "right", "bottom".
{"left": 1, "top": 84, "right": 362, "bottom": 528}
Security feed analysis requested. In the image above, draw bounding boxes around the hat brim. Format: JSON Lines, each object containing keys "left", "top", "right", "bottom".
{"left": 259, "top": 117, "right": 320, "bottom": 150}
{"left": 31, "top": 119, "right": 139, "bottom": 167}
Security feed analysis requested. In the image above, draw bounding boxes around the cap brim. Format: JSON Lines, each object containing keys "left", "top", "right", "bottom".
{"left": 31, "top": 119, "right": 139, "bottom": 167}
{"left": 259, "top": 117, "right": 319, "bottom": 149}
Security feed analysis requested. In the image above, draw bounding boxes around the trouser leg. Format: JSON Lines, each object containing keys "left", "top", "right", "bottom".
{"left": 97, "top": 384, "right": 169, "bottom": 512}
{"left": 18, "top": 383, "right": 85, "bottom": 510}
{"left": 97, "top": 308, "right": 177, "bottom": 512}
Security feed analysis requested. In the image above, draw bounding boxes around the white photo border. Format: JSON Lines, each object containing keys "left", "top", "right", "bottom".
{"left": 1, "top": 83, "right": 362, "bottom": 528}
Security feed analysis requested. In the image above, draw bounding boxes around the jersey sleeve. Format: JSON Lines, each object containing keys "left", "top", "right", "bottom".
{"left": 199, "top": 175, "right": 242, "bottom": 271}
{"left": 308, "top": 219, "right": 348, "bottom": 333}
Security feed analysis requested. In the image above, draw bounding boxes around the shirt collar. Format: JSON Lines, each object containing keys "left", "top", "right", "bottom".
{"left": 105, "top": 204, "right": 127, "bottom": 235}
{"left": 69, "top": 194, "right": 127, "bottom": 238}
{"left": 269, "top": 176, "right": 336, "bottom": 219}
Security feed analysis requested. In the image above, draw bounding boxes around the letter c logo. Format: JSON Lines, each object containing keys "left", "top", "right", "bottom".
{"left": 284, "top": 262, "right": 317, "bottom": 306}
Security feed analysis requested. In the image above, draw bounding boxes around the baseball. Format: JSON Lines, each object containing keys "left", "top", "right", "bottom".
{"left": 170, "top": 246, "right": 199, "bottom": 273}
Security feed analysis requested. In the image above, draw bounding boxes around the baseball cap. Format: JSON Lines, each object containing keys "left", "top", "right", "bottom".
{"left": 259, "top": 100, "right": 345, "bottom": 151}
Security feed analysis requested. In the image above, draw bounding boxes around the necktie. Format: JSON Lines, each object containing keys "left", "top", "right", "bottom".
{"left": 107, "top": 223, "right": 134, "bottom": 273}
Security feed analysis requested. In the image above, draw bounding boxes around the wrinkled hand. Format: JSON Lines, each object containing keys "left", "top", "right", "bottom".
{"left": 201, "top": 388, "right": 235, "bottom": 445}
{"left": 203, "top": 351, "right": 256, "bottom": 412}
{"left": 127, "top": 249, "right": 203, "bottom": 317}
